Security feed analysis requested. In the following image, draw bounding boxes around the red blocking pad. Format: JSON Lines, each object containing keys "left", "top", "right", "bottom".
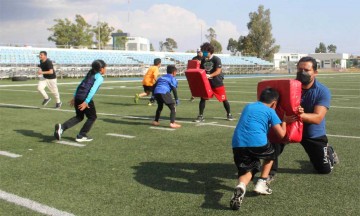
{"left": 185, "top": 68, "right": 213, "bottom": 99}
{"left": 257, "top": 79, "right": 303, "bottom": 143}
{"left": 187, "top": 60, "right": 200, "bottom": 69}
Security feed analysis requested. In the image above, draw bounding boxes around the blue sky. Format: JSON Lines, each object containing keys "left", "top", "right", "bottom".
{"left": 0, "top": 0, "right": 359, "bottom": 55}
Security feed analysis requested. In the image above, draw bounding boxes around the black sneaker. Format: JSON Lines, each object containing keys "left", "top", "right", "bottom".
{"left": 328, "top": 145, "right": 339, "bottom": 165}
{"left": 54, "top": 124, "right": 63, "bottom": 140}
{"left": 230, "top": 183, "right": 246, "bottom": 210}
{"left": 42, "top": 98, "right": 51, "bottom": 106}
{"left": 227, "top": 113, "right": 234, "bottom": 121}
{"left": 75, "top": 135, "right": 93, "bottom": 142}
{"left": 193, "top": 115, "right": 204, "bottom": 122}
{"left": 55, "top": 102, "right": 62, "bottom": 109}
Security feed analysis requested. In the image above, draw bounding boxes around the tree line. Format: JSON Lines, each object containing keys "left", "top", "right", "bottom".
{"left": 48, "top": 5, "right": 338, "bottom": 61}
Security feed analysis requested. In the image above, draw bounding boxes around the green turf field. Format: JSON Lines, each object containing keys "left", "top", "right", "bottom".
{"left": 0, "top": 72, "right": 359, "bottom": 215}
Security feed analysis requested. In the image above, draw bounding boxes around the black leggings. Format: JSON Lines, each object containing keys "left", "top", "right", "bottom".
{"left": 199, "top": 98, "right": 231, "bottom": 115}
{"left": 154, "top": 93, "right": 176, "bottom": 123}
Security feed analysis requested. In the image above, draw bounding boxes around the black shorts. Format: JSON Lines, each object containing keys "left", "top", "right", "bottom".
{"left": 143, "top": 85, "right": 153, "bottom": 92}
{"left": 233, "top": 143, "right": 275, "bottom": 177}
{"left": 155, "top": 92, "right": 174, "bottom": 105}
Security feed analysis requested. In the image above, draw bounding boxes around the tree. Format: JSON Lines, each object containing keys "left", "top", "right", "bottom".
{"left": 315, "top": 42, "right": 327, "bottom": 53}
{"left": 48, "top": 14, "right": 94, "bottom": 48}
{"left": 150, "top": 43, "right": 155, "bottom": 51}
{"left": 113, "top": 29, "right": 128, "bottom": 50}
{"left": 205, "top": 28, "right": 222, "bottom": 53}
{"left": 205, "top": 27, "right": 217, "bottom": 41}
{"left": 237, "top": 5, "right": 279, "bottom": 61}
{"left": 160, "top": 38, "right": 178, "bottom": 52}
{"left": 327, "top": 44, "right": 337, "bottom": 53}
{"left": 227, "top": 38, "right": 238, "bottom": 54}
{"left": 93, "top": 21, "right": 115, "bottom": 49}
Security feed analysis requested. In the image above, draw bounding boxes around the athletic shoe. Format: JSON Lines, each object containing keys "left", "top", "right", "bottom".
{"left": 75, "top": 135, "right": 93, "bottom": 142}
{"left": 54, "top": 124, "right": 63, "bottom": 140}
{"left": 189, "top": 97, "right": 195, "bottom": 102}
{"left": 266, "top": 175, "right": 275, "bottom": 184}
{"left": 55, "top": 102, "right": 62, "bottom": 109}
{"left": 254, "top": 179, "right": 272, "bottom": 195}
{"left": 328, "top": 145, "right": 339, "bottom": 165}
{"left": 170, "top": 122, "right": 181, "bottom": 128}
{"left": 193, "top": 115, "right": 204, "bottom": 122}
{"left": 230, "top": 183, "right": 246, "bottom": 210}
{"left": 134, "top": 94, "right": 139, "bottom": 104}
{"left": 147, "top": 102, "right": 154, "bottom": 106}
{"left": 152, "top": 121, "right": 160, "bottom": 126}
{"left": 227, "top": 113, "right": 234, "bottom": 121}
{"left": 42, "top": 98, "right": 51, "bottom": 106}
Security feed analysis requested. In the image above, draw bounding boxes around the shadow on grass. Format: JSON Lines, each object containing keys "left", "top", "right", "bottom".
{"left": 133, "top": 162, "right": 236, "bottom": 210}
{"left": 102, "top": 102, "right": 137, "bottom": 107}
{"left": 101, "top": 118, "right": 152, "bottom": 126}
{"left": 277, "top": 160, "right": 316, "bottom": 174}
{"left": 14, "top": 129, "right": 55, "bottom": 142}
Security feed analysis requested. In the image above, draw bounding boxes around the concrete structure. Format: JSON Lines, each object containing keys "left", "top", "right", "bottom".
{"left": 274, "top": 52, "right": 349, "bottom": 70}
{"left": 125, "top": 37, "right": 150, "bottom": 52}
{"left": 308, "top": 53, "right": 349, "bottom": 69}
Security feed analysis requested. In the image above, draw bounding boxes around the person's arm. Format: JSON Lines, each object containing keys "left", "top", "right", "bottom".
{"left": 171, "top": 86, "right": 178, "bottom": 100}
{"left": 78, "top": 74, "right": 103, "bottom": 111}
{"left": 39, "top": 69, "right": 54, "bottom": 75}
{"left": 272, "top": 122, "right": 287, "bottom": 139}
{"left": 298, "top": 105, "right": 328, "bottom": 124}
{"left": 207, "top": 68, "right": 222, "bottom": 78}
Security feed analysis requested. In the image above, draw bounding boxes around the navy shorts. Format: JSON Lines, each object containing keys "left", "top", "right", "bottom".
{"left": 233, "top": 143, "right": 276, "bottom": 177}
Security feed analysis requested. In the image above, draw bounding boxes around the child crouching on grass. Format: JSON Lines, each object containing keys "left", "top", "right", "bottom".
{"left": 152, "top": 65, "right": 181, "bottom": 128}
{"left": 54, "top": 59, "right": 106, "bottom": 142}
{"left": 230, "top": 88, "right": 295, "bottom": 210}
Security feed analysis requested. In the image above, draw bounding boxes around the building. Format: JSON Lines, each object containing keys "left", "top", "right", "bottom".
{"left": 125, "top": 37, "right": 150, "bottom": 52}
{"left": 274, "top": 52, "right": 349, "bottom": 70}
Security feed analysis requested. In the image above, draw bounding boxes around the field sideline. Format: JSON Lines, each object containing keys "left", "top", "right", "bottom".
{"left": 0, "top": 72, "right": 359, "bottom": 215}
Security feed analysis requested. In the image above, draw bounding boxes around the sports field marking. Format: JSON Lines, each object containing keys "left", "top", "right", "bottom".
{"left": 55, "top": 140, "right": 86, "bottom": 147}
{"left": 106, "top": 133, "right": 135, "bottom": 138}
{"left": 327, "top": 134, "right": 360, "bottom": 139}
{"left": 149, "top": 127, "right": 175, "bottom": 131}
{"left": 0, "top": 189, "right": 75, "bottom": 216}
{"left": 0, "top": 151, "right": 22, "bottom": 158}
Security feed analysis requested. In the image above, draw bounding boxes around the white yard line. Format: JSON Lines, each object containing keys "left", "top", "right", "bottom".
{"left": 106, "top": 133, "right": 135, "bottom": 138}
{"left": 149, "top": 127, "right": 175, "bottom": 131}
{"left": 327, "top": 134, "right": 360, "bottom": 139}
{"left": 0, "top": 189, "right": 75, "bottom": 216}
{"left": 55, "top": 140, "right": 86, "bottom": 147}
{"left": 0, "top": 151, "right": 22, "bottom": 158}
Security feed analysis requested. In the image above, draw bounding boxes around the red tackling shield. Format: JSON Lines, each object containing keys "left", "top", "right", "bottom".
{"left": 257, "top": 79, "right": 303, "bottom": 143}
{"left": 185, "top": 60, "right": 213, "bottom": 99}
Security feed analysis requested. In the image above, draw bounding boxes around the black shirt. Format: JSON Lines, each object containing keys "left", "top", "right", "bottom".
{"left": 39, "top": 59, "right": 56, "bottom": 79}
{"left": 200, "top": 55, "right": 224, "bottom": 88}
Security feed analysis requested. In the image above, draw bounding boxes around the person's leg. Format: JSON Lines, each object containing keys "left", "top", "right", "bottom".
{"left": 199, "top": 98, "right": 206, "bottom": 115}
{"left": 78, "top": 100, "right": 97, "bottom": 137}
{"left": 254, "top": 160, "right": 274, "bottom": 195}
{"left": 223, "top": 100, "right": 231, "bottom": 114}
{"left": 38, "top": 79, "right": 50, "bottom": 104}
{"left": 62, "top": 99, "right": 85, "bottom": 131}
{"left": 154, "top": 100, "right": 164, "bottom": 122}
{"left": 269, "top": 143, "right": 285, "bottom": 178}
{"left": 46, "top": 78, "right": 61, "bottom": 103}
{"left": 301, "top": 136, "right": 334, "bottom": 174}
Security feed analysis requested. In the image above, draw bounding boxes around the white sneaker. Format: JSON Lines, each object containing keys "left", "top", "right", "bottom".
{"left": 254, "top": 179, "right": 272, "bottom": 195}
{"left": 230, "top": 183, "right": 246, "bottom": 210}
{"left": 75, "top": 135, "right": 93, "bottom": 142}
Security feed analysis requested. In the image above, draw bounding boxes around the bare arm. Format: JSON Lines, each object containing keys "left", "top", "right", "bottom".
{"left": 272, "top": 122, "right": 287, "bottom": 139}
{"left": 38, "top": 69, "right": 54, "bottom": 75}
{"left": 208, "top": 68, "right": 222, "bottom": 78}
{"left": 298, "top": 105, "right": 328, "bottom": 124}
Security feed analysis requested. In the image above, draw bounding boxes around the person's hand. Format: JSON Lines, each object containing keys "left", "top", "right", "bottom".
{"left": 69, "top": 98, "right": 75, "bottom": 107}
{"left": 37, "top": 70, "right": 42, "bottom": 75}
{"left": 176, "top": 99, "right": 180, "bottom": 106}
{"left": 78, "top": 102, "right": 89, "bottom": 111}
{"left": 206, "top": 74, "right": 212, "bottom": 79}
{"left": 283, "top": 112, "right": 298, "bottom": 123}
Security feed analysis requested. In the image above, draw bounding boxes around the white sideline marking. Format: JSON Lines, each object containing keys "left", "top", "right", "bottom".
{"left": 327, "top": 134, "right": 360, "bottom": 139}
{"left": 106, "top": 133, "right": 135, "bottom": 138}
{"left": 56, "top": 140, "right": 86, "bottom": 147}
{"left": 0, "top": 189, "right": 75, "bottom": 216}
{"left": 149, "top": 127, "right": 175, "bottom": 131}
{"left": 0, "top": 151, "right": 22, "bottom": 158}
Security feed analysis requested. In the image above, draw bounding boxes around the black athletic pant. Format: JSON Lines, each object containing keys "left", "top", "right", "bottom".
{"left": 62, "top": 99, "right": 97, "bottom": 136}
{"left": 199, "top": 98, "right": 231, "bottom": 115}
{"left": 270, "top": 135, "right": 334, "bottom": 175}
{"left": 154, "top": 93, "right": 176, "bottom": 123}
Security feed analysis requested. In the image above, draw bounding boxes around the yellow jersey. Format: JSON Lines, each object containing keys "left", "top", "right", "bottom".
{"left": 142, "top": 66, "right": 159, "bottom": 86}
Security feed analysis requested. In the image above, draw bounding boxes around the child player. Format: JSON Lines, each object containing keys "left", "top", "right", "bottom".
{"left": 151, "top": 65, "right": 181, "bottom": 128}
{"left": 54, "top": 60, "right": 106, "bottom": 142}
{"left": 230, "top": 88, "right": 293, "bottom": 210}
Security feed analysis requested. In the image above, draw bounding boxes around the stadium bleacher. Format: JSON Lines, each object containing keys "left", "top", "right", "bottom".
{"left": 0, "top": 46, "right": 274, "bottom": 79}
